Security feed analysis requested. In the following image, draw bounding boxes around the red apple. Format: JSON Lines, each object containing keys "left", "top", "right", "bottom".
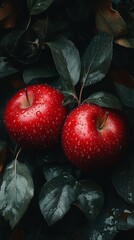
{"left": 4, "top": 84, "right": 67, "bottom": 149}
{"left": 62, "top": 103, "right": 129, "bottom": 171}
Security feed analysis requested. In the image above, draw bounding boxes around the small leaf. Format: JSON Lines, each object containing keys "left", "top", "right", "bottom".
{"left": 39, "top": 172, "right": 78, "bottom": 225}
{"left": 112, "top": 155, "right": 134, "bottom": 205}
{"left": 76, "top": 180, "right": 104, "bottom": 222}
{"left": 0, "top": 160, "right": 34, "bottom": 228}
{"left": 47, "top": 36, "right": 81, "bottom": 88}
{"left": 84, "top": 91, "right": 122, "bottom": 111}
{"left": 0, "top": 57, "right": 18, "bottom": 78}
{"left": 23, "top": 66, "right": 58, "bottom": 84}
{"left": 95, "top": 0, "right": 127, "bottom": 37}
{"left": 80, "top": 33, "right": 113, "bottom": 87}
{"left": 27, "top": 0, "right": 54, "bottom": 15}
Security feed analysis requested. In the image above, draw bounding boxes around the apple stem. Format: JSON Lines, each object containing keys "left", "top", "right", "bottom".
{"left": 24, "top": 88, "right": 31, "bottom": 106}
{"left": 99, "top": 111, "right": 109, "bottom": 130}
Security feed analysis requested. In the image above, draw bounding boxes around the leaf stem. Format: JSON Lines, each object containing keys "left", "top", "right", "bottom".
{"left": 73, "top": 93, "right": 80, "bottom": 105}
{"left": 78, "top": 83, "right": 84, "bottom": 105}
{"left": 14, "top": 148, "right": 21, "bottom": 203}
{"left": 15, "top": 148, "right": 22, "bottom": 162}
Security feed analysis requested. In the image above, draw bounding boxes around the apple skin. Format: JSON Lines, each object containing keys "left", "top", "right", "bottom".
{"left": 62, "top": 103, "right": 129, "bottom": 171}
{"left": 4, "top": 84, "right": 67, "bottom": 149}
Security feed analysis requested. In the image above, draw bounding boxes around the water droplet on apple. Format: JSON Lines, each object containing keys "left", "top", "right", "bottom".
{"left": 36, "top": 111, "right": 42, "bottom": 117}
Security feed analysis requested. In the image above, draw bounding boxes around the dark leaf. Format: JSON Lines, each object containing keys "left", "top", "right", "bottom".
{"left": 84, "top": 91, "right": 122, "bottom": 111}
{"left": 43, "top": 163, "right": 72, "bottom": 181}
{"left": 39, "top": 172, "right": 78, "bottom": 225}
{"left": 115, "top": 82, "right": 134, "bottom": 108}
{"left": 47, "top": 36, "right": 81, "bottom": 88}
{"left": 62, "top": 91, "right": 78, "bottom": 106}
{"left": 27, "top": 0, "right": 54, "bottom": 15}
{"left": 0, "top": 57, "right": 18, "bottom": 78}
{"left": 23, "top": 66, "right": 58, "bottom": 84}
{"left": 62, "top": 0, "right": 92, "bottom": 22}
{"left": 80, "top": 33, "right": 113, "bottom": 87}
{"left": 0, "top": 160, "right": 34, "bottom": 228}
{"left": 112, "top": 0, "right": 121, "bottom": 4}
{"left": 95, "top": 0, "right": 127, "bottom": 37}
{"left": 112, "top": 155, "right": 134, "bottom": 205}
{"left": 110, "top": 69, "right": 134, "bottom": 108}
{"left": 116, "top": 212, "right": 134, "bottom": 231}
{"left": 1, "top": 30, "right": 24, "bottom": 50}
{"left": 31, "top": 18, "right": 46, "bottom": 40}
{"left": 73, "top": 181, "right": 134, "bottom": 239}
{"left": 76, "top": 180, "right": 104, "bottom": 222}
{"left": 5, "top": 31, "right": 42, "bottom": 65}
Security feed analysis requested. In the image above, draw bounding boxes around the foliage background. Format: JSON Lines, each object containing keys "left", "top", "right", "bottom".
{"left": 0, "top": 0, "right": 134, "bottom": 239}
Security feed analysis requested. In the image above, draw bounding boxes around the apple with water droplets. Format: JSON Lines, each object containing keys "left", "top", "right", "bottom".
{"left": 62, "top": 103, "right": 129, "bottom": 171}
{"left": 4, "top": 84, "right": 67, "bottom": 149}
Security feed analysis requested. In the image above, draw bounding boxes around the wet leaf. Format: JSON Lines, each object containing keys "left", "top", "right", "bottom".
{"left": 43, "top": 163, "right": 72, "bottom": 181}
{"left": 96, "top": 0, "right": 127, "bottom": 37}
{"left": 84, "top": 91, "right": 122, "bottom": 111}
{"left": 76, "top": 180, "right": 104, "bottom": 222}
{"left": 47, "top": 36, "right": 81, "bottom": 88}
{"left": 0, "top": 160, "right": 34, "bottom": 228}
{"left": 39, "top": 172, "right": 78, "bottom": 225}
{"left": 27, "top": 0, "right": 54, "bottom": 15}
{"left": 80, "top": 32, "right": 113, "bottom": 87}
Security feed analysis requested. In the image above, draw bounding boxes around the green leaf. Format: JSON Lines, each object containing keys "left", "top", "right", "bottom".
{"left": 112, "top": 155, "right": 134, "bottom": 205}
{"left": 84, "top": 91, "right": 122, "bottom": 111}
{"left": 43, "top": 163, "right": 72, "bottom": 181}
{"left": 0, "top": 57, "right": 18, "bottom": 78}
{"left": 23, "top": 66, "right": 58, "bottom": 84}
{"left": 0, "top": 160, "right": 34, "bottom": 228}
{"left": 80, "top": 32, "right": 113, "bottom": 87}
{"left": 27, "top": 0, "right": 54, "bottom": 15}
{"left": 39, "top": 172, "right": 78, "bottom": 225}
{"left": 62, "top": 91, "right": 78, "bottom": 106}
{"left": 47, "top": 36, "right": 81, "bottom": 89}
{"left": 114, "top": 82, "right": 134, "bottom": 109}
{"left": 76, "top": 180, "right": 104, "bottom": 222}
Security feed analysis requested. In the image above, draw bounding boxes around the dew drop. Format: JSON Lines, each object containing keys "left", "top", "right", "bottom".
{"left": 36, "top": 111, "right": 42, "bottom": 117}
